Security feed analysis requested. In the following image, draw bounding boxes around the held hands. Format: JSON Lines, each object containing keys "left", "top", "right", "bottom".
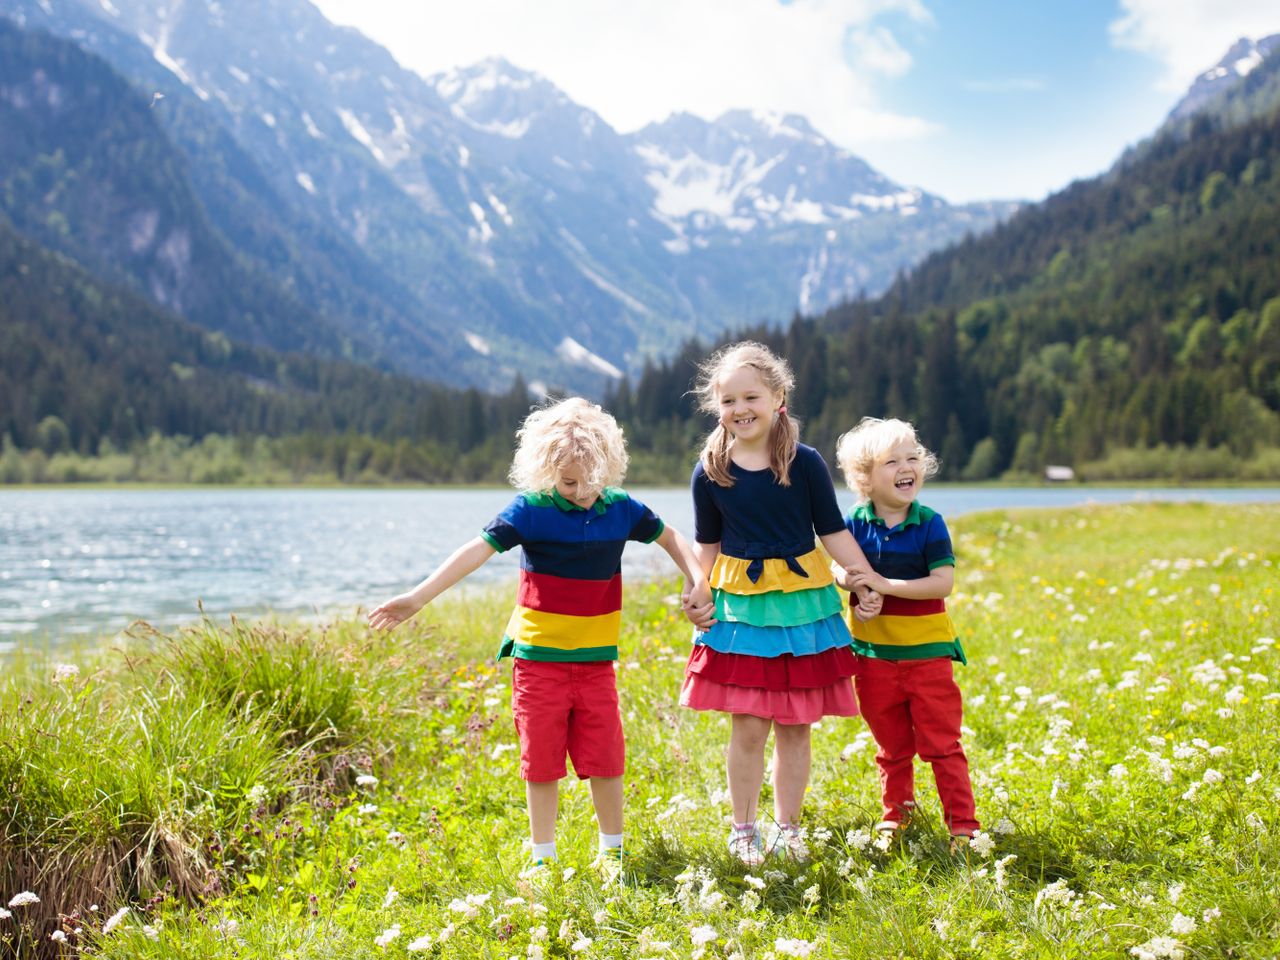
{"left": 830, "top": 561, "right": 883, "bottom": 622}
{"left": 367, "top": 593, "right": 425, "bottom": 631}
{"left": 851, "top": 569, "right": 892, "bottom": 596}
{"left": 681, "top": 581, "right": 717, "bottom": 631}
{"left": 852, "top": 589, "right": 882, "bottom": 622}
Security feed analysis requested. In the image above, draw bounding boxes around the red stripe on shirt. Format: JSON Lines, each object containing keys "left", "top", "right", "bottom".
{"left": 879, "top": 595, "right": 947, "bottom": 617}
{"left": 516, "top": 570, "right": 623, "bottom": 617}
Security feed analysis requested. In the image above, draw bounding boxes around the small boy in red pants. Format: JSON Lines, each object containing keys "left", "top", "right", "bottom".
{"left": 832, "top": 418, "right": 979, "bottom": 844}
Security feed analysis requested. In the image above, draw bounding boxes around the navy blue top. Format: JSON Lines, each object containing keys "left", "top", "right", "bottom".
{"left": 691, "top": 444, "right": 846, "bottom": 559}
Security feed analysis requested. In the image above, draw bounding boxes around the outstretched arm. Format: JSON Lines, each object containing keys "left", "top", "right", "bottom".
{"left": 368, "top": 536, "right": 496, "bottom": 630}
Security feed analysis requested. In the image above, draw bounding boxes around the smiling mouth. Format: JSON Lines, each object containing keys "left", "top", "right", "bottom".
{"left": 895, "top": 478, "right": 915, "bottom": 489}
{"left": 733, "top": 416, "right": 757, "bottom": 427}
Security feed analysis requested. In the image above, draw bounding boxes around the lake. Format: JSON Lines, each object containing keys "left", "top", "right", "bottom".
{"left": 3, "top": 485, "right": 1278, "bottom": 646}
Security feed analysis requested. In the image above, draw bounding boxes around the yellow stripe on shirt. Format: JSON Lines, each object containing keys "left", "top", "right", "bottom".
{"left": 851, "top": 611, "right": 957, "bottom": 648}
{"left": 503, "top": 605, "right": 623, "bottom": 651}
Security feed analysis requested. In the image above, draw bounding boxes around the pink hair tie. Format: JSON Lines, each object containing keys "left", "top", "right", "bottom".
{"left": 778, "top": 405, "right": 788, "bottom": 415}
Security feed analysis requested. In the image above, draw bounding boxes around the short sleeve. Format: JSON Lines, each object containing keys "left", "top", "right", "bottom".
{"left": 691, "top": 462, "right": 723, "bottom": 544}
{"left": 626, "top": 495, "right": 665, "bottom": 544}
{"left": 801, "top": 447, "right": 846, "bottom": 536}
{"left": 924, "top": 513, "right": 956, "bottom": 569}
{"left": 481, "top": 496, "right": 528, "bottom": 553}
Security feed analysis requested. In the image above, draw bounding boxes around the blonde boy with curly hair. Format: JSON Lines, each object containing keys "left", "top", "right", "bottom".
{"left": 370, "top": 397, "right": 712, "bottom": 872}
{"left": 833, "top": 417, "right": 980, "bottom": 845}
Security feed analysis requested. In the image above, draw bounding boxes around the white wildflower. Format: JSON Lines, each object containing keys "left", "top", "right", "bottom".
{"left": 0, "top": 909, "right": 11, "bottom": 919}
{"left": 740, "top": 890, "right": 760, "bottom": 912}
{"left": 407, "top": 934, "right": 433, "bottom": 951}
{"left": 1170, "top": 913, "right": 1196, "bottom": 935}
{"left": 358, "top": 803, "right": 379, "bottom": 815}
{"left": 970, "top": 831, "right": 996, "bottom": 857}
{"left": 355, "top": 774, "right": 379, "bottom": 787}
{"left": 383, "top": 886, "right": 398, "bottom": 908}
{"left": 1110, "top": 763, "right": 1129, "bottom": 780}
{"left": 50, "top": 931, "right": 67, "bottom": 942}
{"left": 743, "top": 873, "right": 766, "bottom": 890}
{"left": 246, "top": 784, "right": 269, "bottom": 806}
{"left": 802, "top": 883, "right": 821, "bottom": 905}
{"left": 992, "top": 817, "right": 1016, "bottom": 835}
{"left": 1245, "top": 812, "right": 1264, "bottom": 831}
{"left": 690, "top": 925, "right": 717, "bottom": 946}
{"left": 7, "top": 892, "right": 39, "bottom": 909}
{"left": 102, "top": 907, "right": 129, "bottom": 934}
{"left": 374, "top": 924, "right": 401, "bottom": 947}
{"left": 1202, "top": 768, "right": 1224, "bottom": 784}
{"left": 1129, "top": 935, "right": 1185, "bottom": 959}
{"left": 1246, "top": 770, "right": 1262, "bottom": 784}
{"left": 1203, "top": 907, "right": 1221, "bottom": 923}
{"left": 1168, "top": 882, "right": 1183, "bottom": 905}
{"left": 142, "top": 924, "right": 160, "bottom": 941}
{"left": 571, "top": 936, "right": 593, "bottom": 951}
{"left": 775, "top": 937, "right": 817, "bottom": 957}
{"left": 994, "top": 854, "right": 1017, "bottom": 889}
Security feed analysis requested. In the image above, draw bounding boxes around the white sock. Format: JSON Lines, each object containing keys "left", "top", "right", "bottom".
{"left": 599, "top": 831, "right": 624, "bottom": 851}
{"left": 531, "top": 841, "right": 557, "bottom": 861}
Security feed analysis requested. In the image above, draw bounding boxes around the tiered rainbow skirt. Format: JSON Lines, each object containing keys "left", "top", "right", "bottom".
{"left": 679, "top": 547, "right": 858, "bottom": 724}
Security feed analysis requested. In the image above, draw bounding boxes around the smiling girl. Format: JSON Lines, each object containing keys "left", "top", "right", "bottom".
{"left": 680, "top": 341, "right": 880, "bottom": 864}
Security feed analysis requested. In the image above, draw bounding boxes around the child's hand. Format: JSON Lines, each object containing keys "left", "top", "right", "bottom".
{"left": 852, "top": 589, "right": 882, "bottom": 622}
{"left": 829, "top": 561, "right": 857, "bottom": 591}
{"left": 368, "top": 593, "right": 424, "bottom": 631}
{"left": 681, "top": 584, "right": 717, "bottom": 631}
{"left": 852, "top": 570, "right": 891, "bottom": 596}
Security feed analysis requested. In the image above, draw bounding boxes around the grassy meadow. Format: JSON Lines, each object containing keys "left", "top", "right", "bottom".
{"left": 2, "top": 502, "right": 1278, "bottom": 959}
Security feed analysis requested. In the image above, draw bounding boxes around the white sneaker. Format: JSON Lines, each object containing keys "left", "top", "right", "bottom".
{"left": 728, "top": 827, "right": 766, "bottom": 867}
{"left": 768, "top": 824, "right": 810, "bottom": 863}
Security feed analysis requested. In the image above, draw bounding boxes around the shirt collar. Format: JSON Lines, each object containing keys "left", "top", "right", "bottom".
{"left": 549, "top": 488, "right": 607, "bottom": 515}
{"left": 852, "top": 499, "right": 923, "bottom": 529}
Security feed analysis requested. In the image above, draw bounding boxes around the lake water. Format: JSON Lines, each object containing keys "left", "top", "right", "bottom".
{"left": 2, "top": 485, "right": 1278, "bottom": 646}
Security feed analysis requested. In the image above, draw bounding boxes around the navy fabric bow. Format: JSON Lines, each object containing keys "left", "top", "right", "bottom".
{"left": 745, "top": 555, "right": 810, "bottom": 583}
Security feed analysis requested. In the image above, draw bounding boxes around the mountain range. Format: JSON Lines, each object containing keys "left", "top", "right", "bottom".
{"left": 0, "top": 0, "right": 1013, "bottom": 391}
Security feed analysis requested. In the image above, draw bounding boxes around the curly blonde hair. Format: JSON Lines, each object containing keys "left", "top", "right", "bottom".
{"left": 835, "top": 417, "right": 939, "bottom": 503}
{"left": 508, "top": 397, "right": 629, "bottom": 496}
{"left": 694, "top": 341, "right": 799, "bottom": 487}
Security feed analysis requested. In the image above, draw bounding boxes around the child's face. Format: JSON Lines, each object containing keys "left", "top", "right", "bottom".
{"left": 715, "top": 366, "right": 780, "bottom": 445}
{"left": 554, "top": 461, "right": 599, "bottom": 509}
{"left": 868, "top": 439, "right": 924, "bottom": 513}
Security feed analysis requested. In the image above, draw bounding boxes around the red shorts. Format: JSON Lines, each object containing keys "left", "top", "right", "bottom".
{"left": 510, "top": 659, "right": 625, "bottom": 782}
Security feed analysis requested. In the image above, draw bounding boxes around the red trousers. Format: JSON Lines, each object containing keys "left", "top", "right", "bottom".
{"left": 854, "top": 655, "right": 979, "bottom": 835}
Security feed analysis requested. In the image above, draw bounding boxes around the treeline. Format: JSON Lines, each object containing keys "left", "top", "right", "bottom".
{"left": 607, "top": 105, "right": 1280, "bottom": 480}
{"left": 0, "top": 218, "right": 530, "bottom": 479}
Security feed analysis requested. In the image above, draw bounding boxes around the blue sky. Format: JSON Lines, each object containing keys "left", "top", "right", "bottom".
{"left": 313, "top": 0, "right": 1280, "bottom": 203}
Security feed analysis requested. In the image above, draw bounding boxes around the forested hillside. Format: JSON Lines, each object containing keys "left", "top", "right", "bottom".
{"left": 0, "top": 220, "right": 530, "bottom": 483}
{"left": 610, "top": 99, "right": 1280, "bottom": 481}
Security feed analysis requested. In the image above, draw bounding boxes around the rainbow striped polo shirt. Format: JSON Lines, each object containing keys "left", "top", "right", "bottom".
{"left": 845, "top": 500, "right": 966, "bottom": 664}
{"left": 481, "top": 488, "right": 664, "bottom": 662}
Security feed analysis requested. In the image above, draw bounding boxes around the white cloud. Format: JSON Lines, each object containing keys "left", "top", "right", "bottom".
{"left": 846, "top": 25, "right": 915, "bottom": 77}
{"left": 311, "top": 0, "right": 938, "bottom": 146}
{"left": 1110, "top": 0, "right": 1280, "bottom": 91}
